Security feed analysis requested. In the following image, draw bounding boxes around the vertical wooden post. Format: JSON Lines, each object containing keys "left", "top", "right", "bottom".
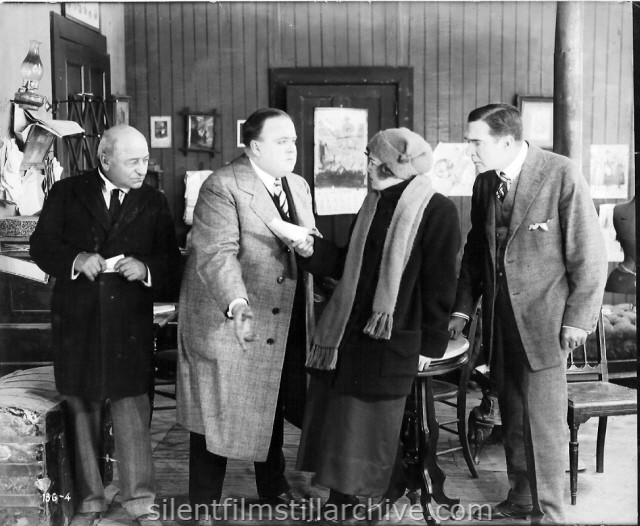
{"left": 554, "top": 2, "right": 583, "bottom": 165}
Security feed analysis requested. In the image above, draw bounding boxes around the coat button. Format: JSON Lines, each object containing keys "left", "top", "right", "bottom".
{"left": 284, "top": 247, "right": 291, "bottom": 253}
{"left": 272, "top": 308, "right": 280, "bottom": 315}
{"left": 266, "top": 338, "right": 275, "bottom": 345}
{"left": 276, "top": 276, "right": 285, "bottom": 284}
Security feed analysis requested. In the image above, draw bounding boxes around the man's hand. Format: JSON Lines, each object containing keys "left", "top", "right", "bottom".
{"left": 232, "top": 303, "right": 258, "bottom": 351}
{"left": 418, "top": 355, "right": 432, "bottom": 372}
{"left": 291, "top": 235, "right": 314, "bottom": 258}
{"left": 448, "top": 316, "right": 467, "bottom": 339}
{"left": 74, "top": 253, "right": 106, "bottom": 281}
{"left": 114, "top": 257, "right": 148, "bottom": 281}
{"left": 560, "top": 326, "right": 588, "bottom": 351}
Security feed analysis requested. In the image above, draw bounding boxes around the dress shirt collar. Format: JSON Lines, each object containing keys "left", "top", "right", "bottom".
{"left": 98, "top": 169, "right": 130, "bottom": 196}
{"left": 249, "top": 158, "right": 284, "bottom": 195}
{"left": 500, "top": 141, "right": 529, "bottom": 186}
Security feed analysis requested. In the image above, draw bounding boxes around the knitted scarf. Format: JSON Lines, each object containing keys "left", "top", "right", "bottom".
{"left": 306, "top": 175, "right": 436, "bottom": 370}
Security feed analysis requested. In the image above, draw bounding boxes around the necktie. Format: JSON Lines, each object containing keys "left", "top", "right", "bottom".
{"left": 109, "top": 189, "right": 122, "bottom": 224}
{"left": 495, "top": 172, "right": 509, "bottom": 202}
{"left": 273, "top": 179, "right": 289, "bottom": 218}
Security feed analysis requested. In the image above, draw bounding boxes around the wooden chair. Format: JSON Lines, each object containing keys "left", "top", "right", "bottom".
{"left": 566, "top": 308, "right": 637, "bottom": 505}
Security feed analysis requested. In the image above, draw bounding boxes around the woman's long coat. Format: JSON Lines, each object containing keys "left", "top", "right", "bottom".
{"left": 176, "top": 155, "right": 316, "bottom": 462}
{"left": 29, "top": 169, "right": 181, "bottom": 400}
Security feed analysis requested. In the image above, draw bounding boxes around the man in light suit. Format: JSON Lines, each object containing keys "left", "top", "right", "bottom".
{"left": 448, "top": 104, "right": 607, "bottom": 524}
{"left": 30, "top": 125, "right": 181, "bottom": 526}
{"left": 177, "top": 108, "right": 316, "bottom": 524}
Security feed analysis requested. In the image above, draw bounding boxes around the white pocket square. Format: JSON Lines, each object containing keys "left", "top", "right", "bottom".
{"left": 528, "top": 221, "right": 549, "bottom": 231}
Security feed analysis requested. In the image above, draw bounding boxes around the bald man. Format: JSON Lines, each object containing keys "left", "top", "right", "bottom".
{"left": 30, "top": 125, "right": 181, "bottom": 526}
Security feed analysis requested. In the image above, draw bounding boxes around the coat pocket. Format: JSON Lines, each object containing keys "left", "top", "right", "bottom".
{"left": 379, "top": 329, "right": 421, "bottom": 377}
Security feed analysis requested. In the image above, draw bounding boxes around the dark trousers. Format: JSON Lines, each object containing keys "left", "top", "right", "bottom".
{"left": 492, "top": 278, "right": 567, "bottom": 524}
{"left": 189, "top": 386, "right": 290, "bottom": 511}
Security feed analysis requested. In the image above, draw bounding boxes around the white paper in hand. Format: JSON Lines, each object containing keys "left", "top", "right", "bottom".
{"left": 104, "top": 254, "right": 125, "bottom": 273}
{"left": 267, "top": 218, "right": 309, "bottom": 248}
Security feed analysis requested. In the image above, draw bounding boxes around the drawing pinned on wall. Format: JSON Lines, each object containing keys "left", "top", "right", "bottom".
{"left": 313, "top": 107, "right": 368, "bottom": 216}
{"left": 427, "top": 143, "right": 476, "bottom": 196}
{"left": 590, "top": 145, "right": 629, "bottom": 199}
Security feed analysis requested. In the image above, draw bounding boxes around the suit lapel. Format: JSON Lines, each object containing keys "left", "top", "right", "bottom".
{"left": 74, "top": 170, "right": 111, "bottom": 232}
{"left": 106, "top": 186, "right": 149, "bottom": 244}
{"left": 482, "top": 172, "right": 497, "bottom": 261}
{"left": 234, "top": 156, "right": 283, "bottom": 239}
{"left": 508, "top": 144, "right": 549, "bottom": 240}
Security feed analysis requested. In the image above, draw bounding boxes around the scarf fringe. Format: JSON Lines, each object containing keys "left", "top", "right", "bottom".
{"left": 306, "top": 344, "right": 338, "bottom": 370}
{"left": 363, "top": 312, "right": 393, "bottom": 340}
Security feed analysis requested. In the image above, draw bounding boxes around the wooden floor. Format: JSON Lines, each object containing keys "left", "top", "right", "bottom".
{"left": 96, "top": 386, "right": 637, "bottom": 525}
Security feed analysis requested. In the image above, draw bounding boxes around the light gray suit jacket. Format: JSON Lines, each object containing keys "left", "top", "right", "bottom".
{"left": 454, "top": 144, "right": 608, "bottom": 370}
{"left": 177, "top": 155, "right": 316, "bottom": 461}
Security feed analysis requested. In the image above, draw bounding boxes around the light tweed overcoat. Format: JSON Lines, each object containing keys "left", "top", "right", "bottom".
{"left": 454, "top": 144, "right": 608, "bottom": 369}
{"left": 176, "top": 155, "right": 316, "bottom": 461}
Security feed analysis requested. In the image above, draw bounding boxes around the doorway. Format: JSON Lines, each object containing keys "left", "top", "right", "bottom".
{"left": 270, "top": 67, "right": 412, "bottom": 246}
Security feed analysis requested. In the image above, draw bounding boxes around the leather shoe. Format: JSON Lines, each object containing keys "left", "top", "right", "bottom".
{"left": 135, "top": 513, "right": 163, "bottom": 526}
{"left": 69, "top": 511, "right": 102, "bottom": 526}
{"left": 473, "top": 500, "right": 533, "bottom": 521}
{"left": 258, "top": 489, "right": 307, "bottom": 507}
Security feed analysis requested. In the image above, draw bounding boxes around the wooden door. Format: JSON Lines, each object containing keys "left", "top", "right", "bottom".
{"left": 271, "top": 67, "right": 412, "bottom": 246}
{"left": 51, "top": 12, "right": 111, "bottom": 177}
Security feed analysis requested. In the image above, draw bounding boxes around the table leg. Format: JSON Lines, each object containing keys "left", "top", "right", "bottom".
{"left": 418, "top": 378, "right": 460, "bottom": 508}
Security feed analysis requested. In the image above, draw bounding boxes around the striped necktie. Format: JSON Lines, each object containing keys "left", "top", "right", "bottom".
{"left": 273, "top": 178, "right": 289, "bottom": 218}
{"left": 495, "top": 171, "right": 510, "bottom": 202}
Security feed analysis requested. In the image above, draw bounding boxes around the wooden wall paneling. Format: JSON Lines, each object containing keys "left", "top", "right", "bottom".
{"left": 131, "top": 3, "right": 148, "bottom": 131}
{"left": 514, "top": 2, "right": 531, "bottom": 101}
{"left": 320, "top": 3, "right": 337, "bottom": 67}
{"left": 582, "top": 2, "right": 596, "bottom": 178}
{"left": 462, "top": 2, "right": 478, "bottom": 130}
{"left": 255, "top": 3, "right": 270, "bottom": 109}
{"left": 501, "top": 2, "right": 517, "bottom": 106}
{"left": 437, "top": 1, "right": 452, "bottom": 142}
{"left": 217, "top": 3, "right": 234, "bottom": 161}
{"left": 345, "top": 2, "right": 360, "bottom": 65}
{"left": 266, "top": 3, "right": 280, "bottom": 67}
{"left": 474, "top": 4, "right": 491, "bottom": 108}
{"left": 384, "top": 2, "right": 400, "bottom": 66}
{"left": 397, "top": 3, "right": 411, "bottom": 66}
{"left": 293, "top": 2, "right": 311, "bottom": 67}
{"left": 334, "top": 4, "right": 350, "bottom": 67}
{"left": 206, "top": 4, "right": 224, "bottom": 162}
{"left": 124, "top": 5, "right": 136, "bottom": 117}
{"left": 409, "top": 1, "right": 425, "bottom": 138}
{"left": 230, "top": 4, "right": 247, "bottom": 160}
{"left": 423, "top": 3, "right": 439, "bottom": 144}
{"left": 358, "top": 3, "right": 374, "bottom": 66}
{"left": 242, "top": 3, "right": 258, "bottom": 118}
{"left": 620, "top": 5, "right": 635, "bottom": 196}
{"left": 371, "top": 4, "right": 385, "bottom": 67}
{"left": 449, "top": 2, "right": 464, "bottom": 141}
{"left": 169, "top": 2, "right": 186, "bottom": 224}
{"left": 157, "top": 2, "right": 175, "bottom": 202}
{"left": 146, "top": 4, "right": 161, "bottom": 128}
{"left": 307, "top": 2, "right": 323, "bottom": 67}
{"left": 488, "top": 2, "right": 503, "bottom": 103}
{"left": 605, "top": 2, "right": 622, "bottom": 145}
{"left": 278, "top": 3, "right": 296, "bottom": 67}
{"left": 527, "top": 2, "right": 542, "bottom": 95}
{"left": 540, "top": 2, "right": 556, "bottom": 97}
{"left": 590, "top": 2, "right": 608, "bottom": 146}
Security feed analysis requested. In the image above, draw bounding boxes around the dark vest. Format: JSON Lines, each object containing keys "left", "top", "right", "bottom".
{"left": 494, "top": 173, "right": 519, "bottom": 274}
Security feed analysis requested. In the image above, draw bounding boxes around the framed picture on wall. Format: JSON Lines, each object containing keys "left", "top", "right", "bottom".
{"left": 237, "top": 120, "right": 246, "bottom": 148}
{"left": 518, "top": 96, "right": 553, "bottom": 150}
{"left": 186, "top": 113, "right": 215, "bottom": 153}
{"left": 150, "top": 116, "right": 172, "bottom": 148}
{"left": 111, "top": 95, "right": 131, "bottom": 127}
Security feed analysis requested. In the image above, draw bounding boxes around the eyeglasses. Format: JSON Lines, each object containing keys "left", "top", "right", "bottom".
{"left": 365, "top": 154, "right": 382, "bottom": 166}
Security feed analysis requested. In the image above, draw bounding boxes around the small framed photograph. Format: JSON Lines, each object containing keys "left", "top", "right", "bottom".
{"left": 237, "top": 120, "right": 246, "bottom": 148}
{"left": 150, "top": 116, "right": 172, "bottom": 148}
{"left": 63, "top": 3, "right": 101, "bottom": 31}
{"left": 518, "top": 96, "right": 553, "bottom": 150}
{"left": 187, "top": 113, "right": 215, "bottom": 152}
{"left": 111, "top": 95, "right": 131, "bottom": 127}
